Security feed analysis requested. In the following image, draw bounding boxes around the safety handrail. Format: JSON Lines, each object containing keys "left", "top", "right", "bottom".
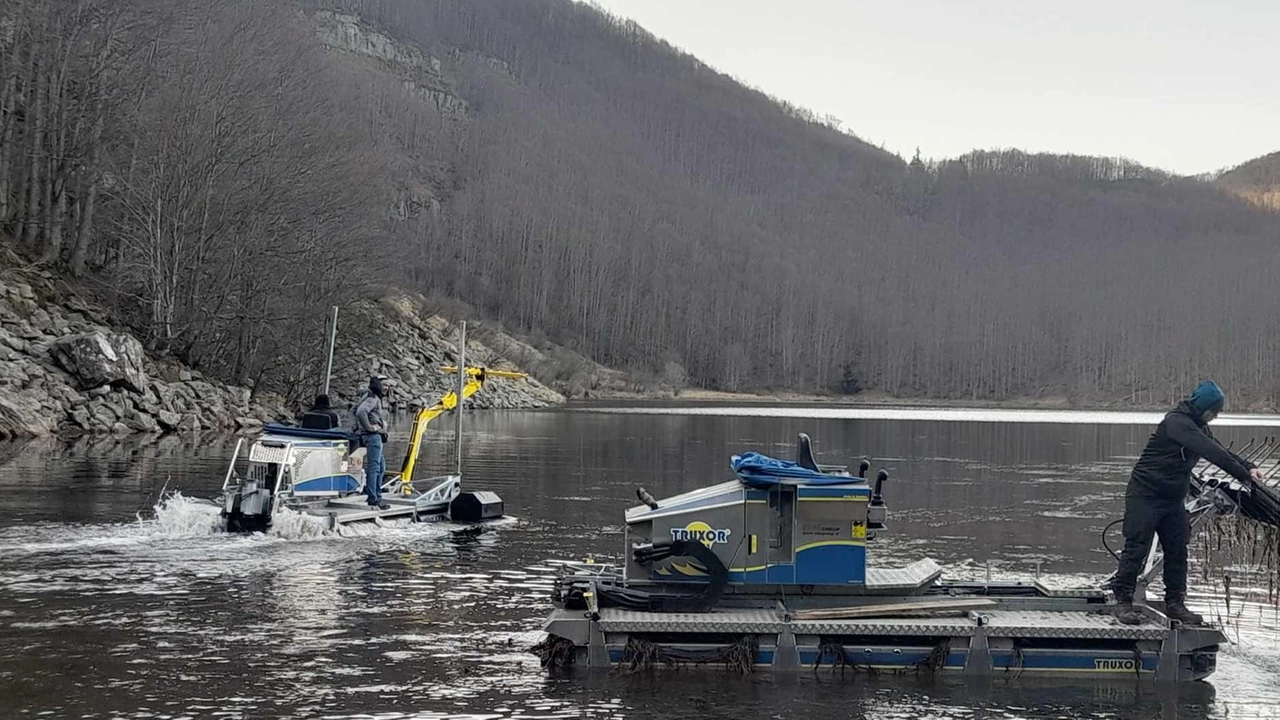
{"left": 221, "top": 438, "right": 244, "bottom": 491}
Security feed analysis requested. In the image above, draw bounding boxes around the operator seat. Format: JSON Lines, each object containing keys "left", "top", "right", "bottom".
{"left": 796, "top": 433, "right": 821, "bottom": 472}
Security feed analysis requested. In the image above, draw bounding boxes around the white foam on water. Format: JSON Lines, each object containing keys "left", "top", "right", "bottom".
{"left": 0, "top": 491, "right": 511, "bottom": 559}
{"left": 145, "top": 491, "right": 225, "bottom": 537}
{"left": 264, "top": 505, "right": 336, "bottom": 540}
{"left": 0, "top": 491, "right": 227, "bottom": 557}
{"left": 141, "top": 490, "right": 334, "bottom": 541}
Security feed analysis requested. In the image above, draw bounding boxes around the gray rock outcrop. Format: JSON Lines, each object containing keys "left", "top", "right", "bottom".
{"left": 330, "top": 295, "right": 566, "bottom": 412}
{"left": 49, "top": 331, "right": 149, "bottom": 394}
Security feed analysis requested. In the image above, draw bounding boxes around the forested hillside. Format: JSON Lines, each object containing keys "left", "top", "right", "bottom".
{"left": 1218, "top": 152, "right": 1280, "bottom": 210}
{"left": 2, "top": 0, "right": 1279, "bottom": 406}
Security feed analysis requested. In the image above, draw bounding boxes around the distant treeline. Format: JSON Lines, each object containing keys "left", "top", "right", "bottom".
{"left": 4, "top": 0, "right": 1280, "bottom": 406}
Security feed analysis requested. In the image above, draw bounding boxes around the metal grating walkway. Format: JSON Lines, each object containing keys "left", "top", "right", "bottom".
{"left": 598, "top": 608, "right": 785, "bottom": 633}
{"left": 591, "top": 607, "right": 1168, "bottom": 640}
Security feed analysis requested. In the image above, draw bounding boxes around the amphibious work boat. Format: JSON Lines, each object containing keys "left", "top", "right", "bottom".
{"left": 219, "top": 366, "right": 520, "bottom": 532}
{"left": 538, "top": 433, "right": 1280, "bottom": 681}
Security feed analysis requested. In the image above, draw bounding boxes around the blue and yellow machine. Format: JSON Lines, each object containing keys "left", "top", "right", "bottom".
{"left": 623, "top": 438, "right": 885, "bottom": 588}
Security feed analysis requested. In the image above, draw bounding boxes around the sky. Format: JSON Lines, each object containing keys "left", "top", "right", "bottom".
{"left": 589, "top": 0, "right": 1278, "bottom": 176}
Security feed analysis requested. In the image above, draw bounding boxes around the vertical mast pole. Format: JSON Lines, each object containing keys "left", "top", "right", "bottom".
{"left": 455, "top": 321, "right": 466, "bottom": 476}
{"left": 323, "top": 306, "right": 339, "bottom": 396}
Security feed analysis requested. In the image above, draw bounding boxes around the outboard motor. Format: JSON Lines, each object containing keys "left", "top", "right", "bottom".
{"left": 221, "top": 462, "right": 280, "bottom": 533}
{"left": 223, "top": 481, "right": 272, "bottom": 532}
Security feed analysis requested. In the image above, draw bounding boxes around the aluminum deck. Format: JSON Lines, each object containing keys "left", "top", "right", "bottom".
{"left": 297, "top": 495, "right": 449, "bottom": 528}
{"left": 863, "top": 559, "right": 943, "bottom": 591}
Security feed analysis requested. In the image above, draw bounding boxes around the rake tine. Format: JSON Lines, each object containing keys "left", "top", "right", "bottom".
{"left": 1256, "top": 441, "right": 1280, "bottom": 478}
{"left": 1242, "top": 438, "right": 1269, "bottom": 467}
{"left": 1256, "top": 438, "right": 1280, "bottom": 474}
{"left": 1244, "top": 436, "right": 1272, "bottom": 464}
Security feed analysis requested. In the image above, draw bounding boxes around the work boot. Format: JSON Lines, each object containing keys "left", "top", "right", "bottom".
{"left": 1165, "top": 601, "right": 1204, "bottom": 626}
{"left": 1114, "top": 601, "right": 1145, "bottom": 626}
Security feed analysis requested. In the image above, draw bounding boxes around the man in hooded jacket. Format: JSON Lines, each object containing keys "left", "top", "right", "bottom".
{"left": 353, "top": 377, "right": 389, "bottom": 510}
{"left": 1112, "top": 380, "right": 1264, "bottom": 625}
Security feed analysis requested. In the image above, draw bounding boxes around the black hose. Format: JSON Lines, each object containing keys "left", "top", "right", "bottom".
{"left": 556, "top": 540, "right": 731, "bottom": 613}
{"left": 1101, "top": 518, "right": 1124, "bottom": 560}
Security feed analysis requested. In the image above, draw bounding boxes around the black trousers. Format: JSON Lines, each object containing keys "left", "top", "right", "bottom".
{"left": 1111, "top": 488, "right": 1190, "bottom": 602}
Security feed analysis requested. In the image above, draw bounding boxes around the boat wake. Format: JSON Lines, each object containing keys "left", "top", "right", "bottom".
{"left": 145, "top": 491, "right": 226, "bottom": 536}
{"left": 142, "top": 490, "right": 337, "bottom": 540}
{"left": 0, "top": 491, "right": 518, "bottom": 561}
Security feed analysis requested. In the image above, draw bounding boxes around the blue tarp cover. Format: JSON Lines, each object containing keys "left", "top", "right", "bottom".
{"left": 262, "top": 422, "right": 350, "bottom": 441}
{"left": 730, "top": 451, "right": 852, "bottom": 487}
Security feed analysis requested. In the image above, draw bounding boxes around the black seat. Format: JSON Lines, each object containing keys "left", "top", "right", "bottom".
{"left": 796, "top": 433, "right": 820, "bottom": 472}
{"left": 300, "top": 410, "right": 340, "bottom": 430}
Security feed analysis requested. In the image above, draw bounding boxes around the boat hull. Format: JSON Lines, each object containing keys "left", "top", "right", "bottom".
{"left": 221, "top": 474, "right": 461, "bottom": 532}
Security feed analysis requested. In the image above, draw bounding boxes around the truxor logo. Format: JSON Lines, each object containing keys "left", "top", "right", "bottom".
{"left": 670, "top": 521, "right": 731, "bottom": 547}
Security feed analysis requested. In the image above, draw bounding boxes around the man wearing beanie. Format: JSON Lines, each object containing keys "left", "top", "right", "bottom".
{"left": 1112, "top": 380, "right": 1264, "bottom": 625}
{"left": 354, "top": 376, "right": 390, "bottom": 510}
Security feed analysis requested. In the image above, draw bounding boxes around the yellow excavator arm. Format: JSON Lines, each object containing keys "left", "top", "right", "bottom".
{"left": 394, "top": 367, "right": 527, "bottom": 492}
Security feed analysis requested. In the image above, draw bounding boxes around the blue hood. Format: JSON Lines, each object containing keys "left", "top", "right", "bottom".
{"left": 1186, "top": 380, "right": 1225, "bottom": 415}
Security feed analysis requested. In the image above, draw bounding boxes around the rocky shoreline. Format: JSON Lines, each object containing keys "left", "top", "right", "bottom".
{"left": 0, "top": 261, "right": 567, "bottom": 440}
{"left": 0, "top": 274, "right": 287, "bottom": 439}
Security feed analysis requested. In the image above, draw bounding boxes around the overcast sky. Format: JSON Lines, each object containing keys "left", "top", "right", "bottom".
{"left": 590, "top": 0, "right": 1278, "bottom": 175}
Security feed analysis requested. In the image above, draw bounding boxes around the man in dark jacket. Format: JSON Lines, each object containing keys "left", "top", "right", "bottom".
{"left": 1112, "top": 380, "right": 1264, "bottom": 625}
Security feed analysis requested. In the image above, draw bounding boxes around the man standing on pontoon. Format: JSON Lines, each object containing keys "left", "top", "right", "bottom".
{"left": 354, "top": 377, "right": 390, "bottom": 510}
{"left": 1111, "top": 380, "right": 1264, "bottom": 625}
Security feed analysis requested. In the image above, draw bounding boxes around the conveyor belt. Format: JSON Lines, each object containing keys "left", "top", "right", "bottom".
{"left": 587, "top": 606, "right": 1167, "bottom": 641}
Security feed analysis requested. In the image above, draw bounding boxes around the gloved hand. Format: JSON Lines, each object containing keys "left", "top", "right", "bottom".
{"left": 380, "top": 432, "right": 388, "bottom": 443}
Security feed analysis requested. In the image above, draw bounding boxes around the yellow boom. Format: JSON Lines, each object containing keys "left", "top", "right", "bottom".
{"left": 394, "top": 366, "right": 527, "bottom": 493}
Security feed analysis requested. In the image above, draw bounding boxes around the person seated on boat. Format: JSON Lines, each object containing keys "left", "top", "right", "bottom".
{"left": 1111, "top": 380, "right": 1263, "bottom": 626}
{"left": 354, "top": 377, "right": 390, "bottom": 510}
{"left": 300, "top": 394, "right": 341, "bottom": 430}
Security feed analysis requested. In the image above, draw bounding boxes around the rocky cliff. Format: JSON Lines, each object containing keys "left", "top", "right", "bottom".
{"left": 314, "top": 10, "right": 470, "bottom": 120}
{"left": 327, "top": 294, "right": 565, "bottom": 410}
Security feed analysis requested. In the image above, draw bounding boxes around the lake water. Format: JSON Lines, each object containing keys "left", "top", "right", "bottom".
{"left": 1, "top": 407, "right": 1278, "bottom": 719}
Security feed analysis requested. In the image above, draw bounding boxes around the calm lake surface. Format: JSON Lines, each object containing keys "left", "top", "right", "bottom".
{"left": 1, "top": 406, "right": 1279, "bottom": 719}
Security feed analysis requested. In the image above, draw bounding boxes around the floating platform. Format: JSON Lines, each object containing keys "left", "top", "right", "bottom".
{"left": 288, "top": 475, "right": 458, "bottom": 530}
{"left": 542, "top": 588, "right": 1222, "bottom": 681}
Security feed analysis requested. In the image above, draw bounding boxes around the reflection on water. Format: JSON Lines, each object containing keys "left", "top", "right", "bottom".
{"left": 0, "top": 408, "right": 1278, "bottom": 719}
{"left": 577, "top": 404, "right": 1280, "bottom": 427}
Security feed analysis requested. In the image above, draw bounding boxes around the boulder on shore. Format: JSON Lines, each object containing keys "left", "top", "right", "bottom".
{"left": 0, "top": 394, "right": 53, "bottom": 438}
{"left": 49, "top": 332, "right": 149, "bottom": 395}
